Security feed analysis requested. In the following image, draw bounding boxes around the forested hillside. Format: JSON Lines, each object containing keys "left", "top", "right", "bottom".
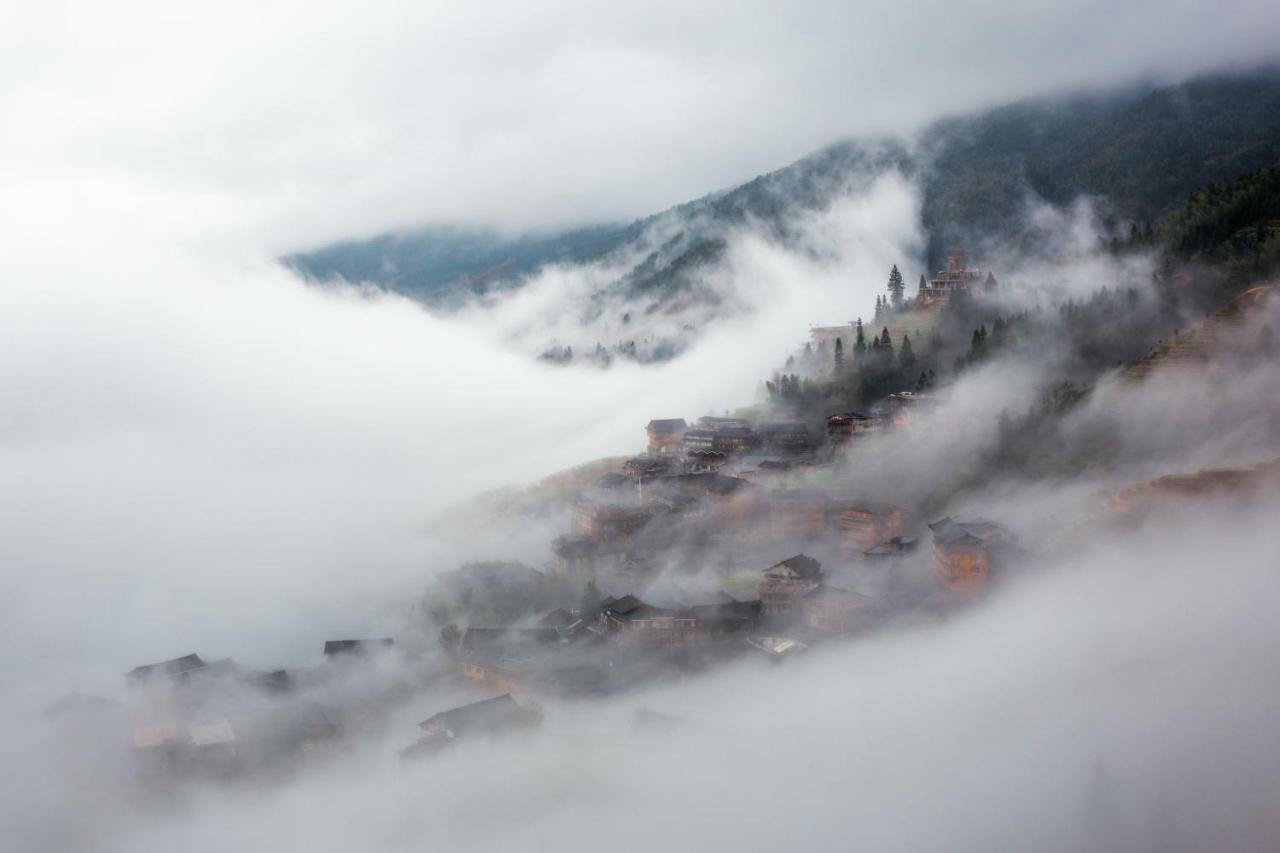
{"left": 287, "top": 66, "right": 1280, "bottom": 325}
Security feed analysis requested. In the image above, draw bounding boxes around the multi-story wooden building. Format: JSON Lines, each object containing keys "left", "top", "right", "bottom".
{"left": 770, "top": 489, "right": 828, "bottom": 540}
{"left": 645, "top": 419, "right": 688, "bottom": 455}
{"left": 826, "top": 411, "right": 876, "bottom": 445}
{"left": 928, "top": 516, "right": 1009, "bottom": 596}
{"left": 572, "top": 501, "right": 653, "bottom": 542}
{"left": 917, "top": 249, "right": 995, "bottom": 305}
{"left": 756, "top": 422, "right": 813, "bottom": 454}
{"left": 758, "top": 554, "right": 823, "bottom": 617}
{"left": 830, "top": 498, "right": 909, "bottom": 551}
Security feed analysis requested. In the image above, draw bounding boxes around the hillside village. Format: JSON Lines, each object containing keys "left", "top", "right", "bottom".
{"left": 112, "top": 250, "right": 1032, "bottom": 781}
{"left": 107, "top": 256, "right": 1280, "bottom": 786}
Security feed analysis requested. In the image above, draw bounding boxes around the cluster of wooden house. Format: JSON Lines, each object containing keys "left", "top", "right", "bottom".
{"left": 554, "top": 412, "right": 1017, "bottom": 607}
{"left": 122, "top": 639, "right": 400, "bottom": 778}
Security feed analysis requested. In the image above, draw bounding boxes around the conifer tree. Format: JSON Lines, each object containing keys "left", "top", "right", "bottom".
{"left": 580, "top": 579, "right": 600, "bottom": 616}
{"left": 854, "top": 318, "right": 867, "bottom": 357}
{"left": 899, "top": 333, "right": 915, "bottom": 369}
{"left": 834, "top": 337, "right": 844, "bottom": 374}
{"left": 887, "top": 265, "right": 905, "bottom": 308}
{"left": 918, "top": 273, "right": 927, "bottom": 293}
{"left": 880, "top": 327, "right": 892, "bottom": 350}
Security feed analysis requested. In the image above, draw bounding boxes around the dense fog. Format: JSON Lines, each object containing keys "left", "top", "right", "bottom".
{"left": 4, "top": 3, "right": 1280, "bottom": 851}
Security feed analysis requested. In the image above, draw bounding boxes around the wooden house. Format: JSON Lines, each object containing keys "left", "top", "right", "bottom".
{"left": 625, "top": 455, "right": 676, "bottom": 480}
{"left": 758, "top": 554, "right": 823, "bottom": 617}
{"left": 826, "top": 411, "right": 875, "bottom": 445}
{"left": 645, "top": 419, "right": 688, "bottom": 455}
{"left": 830, "top": 498, "right": 909, "bottom": 551}
{"left": 756, "top": 422, "right": 813, "bottom": 454}
{"left": 599, "top": 595, "right": 696, "bottom": 644}
{"left": 770, "top": 489, "right": 828, "bottom": 540}
{"left": 403, "top": 694, "right": 542, "bottom": 759}
{"left": 572, "top": 501, "right": 652, "bottom": 542}
{"left": 928, "top": 517, "right": 1009, "bottom": 596}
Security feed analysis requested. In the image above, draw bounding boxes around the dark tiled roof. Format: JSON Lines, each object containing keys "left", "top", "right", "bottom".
{"left": 461, "top": 628, "right": 562, "bottom": 649}
{"left": 646, "top": 419, "right": 688, "bottom": 433}
{"left": 929, "top": 517, "right": 1005, "bottom": 547}
{"left": 804, "top": 585, "right": 868, "bottom": 606}
{"left": 597, "top": 473, "right": 632, "bottom": 489}
{"left": 418, "top": 694, "right": 540, "bottom": 735}
{"left": 772, "top": 554, "right": 822, "bottom": 579}
{"left": 323, "top": 639, "right": 394, "bottom": 657}
{"left": 126, "top": 653, "right": 206, "bottom": 681}
{"left": 603, "top": 594, "right": 642, "bottom": 615}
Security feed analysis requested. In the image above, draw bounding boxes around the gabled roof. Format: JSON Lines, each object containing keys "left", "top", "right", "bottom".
{"left": 646, "top": 419, "right": 688, "bottom": 433}
{"left": 864, "top": 536, "right": 917, "bottom": 557}
{"left": 323, "top": 638, "right": 394, "bottom": 657}
{"left": 769, "top": 554, "right": 822, "bottom": 579}
{"left": 461, "top": 627, "right": 562, "bottom": 649}
{"left": 804, "top": 585, "right": 869, "bottom": 607}
{"left": 538, "top": 608, "right": 576, "bottom": 629}
{"left": 418, "top": 693, "right": 540, "bottom": 735}
{"left": 929, "top": 517, "right": 1006, "bottom": 547}
{"left": 602, "top": 594, "right": 642, "bottom": 616}
{"left": 127, "top": 653, "right": 206, "bottom": 682}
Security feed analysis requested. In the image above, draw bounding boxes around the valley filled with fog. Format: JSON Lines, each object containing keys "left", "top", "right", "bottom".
{"left": 4, "top": 3, "right": 1280, "bottom": 851}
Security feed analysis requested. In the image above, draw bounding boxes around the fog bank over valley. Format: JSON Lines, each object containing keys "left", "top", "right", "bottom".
{"left": 4, "top": 5, "right": 1280, "bottom": 850}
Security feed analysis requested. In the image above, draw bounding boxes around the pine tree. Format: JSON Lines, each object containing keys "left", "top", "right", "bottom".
{"left": 899, "top": 333, "right": 915, "bottom": 369}
{"left": 834, "top": 337, "right": 844, "bottom": 374}
{"left": 918, "top": 273, "right": 927, "bottom": 293}
{"left": 880, "top": 327, "right": 892, "bottom": 350}
{"left": 579, "top": 579, "right": 599, "bottom": 616}
{"left": 874, "top": 295, "right": 883, "bottom": 318}
{"left": 854, "top": 318, "right": 867, "bottom": 357}
{"left": 887, "top": 265, "right": 905, "bottom": 309}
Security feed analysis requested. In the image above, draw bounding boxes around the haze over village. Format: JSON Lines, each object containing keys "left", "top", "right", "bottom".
{"left": 4, "top": 2, "right": 1280, "bottom": 852}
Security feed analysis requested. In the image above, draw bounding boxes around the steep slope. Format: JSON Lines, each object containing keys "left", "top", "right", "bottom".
{"left": 1123, "top": 285, "right": 1276, "bottom": 379}
{"left": 1103, "top": 458, "right": 1280, "bottom": 522}
{"left": 286, "top": 67, "right": 1280, "bottom": 361}
{"left": 920, "top": 68, "right": 1280, "bottom": 264}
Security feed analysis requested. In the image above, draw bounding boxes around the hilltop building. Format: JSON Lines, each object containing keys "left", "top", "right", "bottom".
{"left": 917, "top": 249, "right": 995, "bottom": 305}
